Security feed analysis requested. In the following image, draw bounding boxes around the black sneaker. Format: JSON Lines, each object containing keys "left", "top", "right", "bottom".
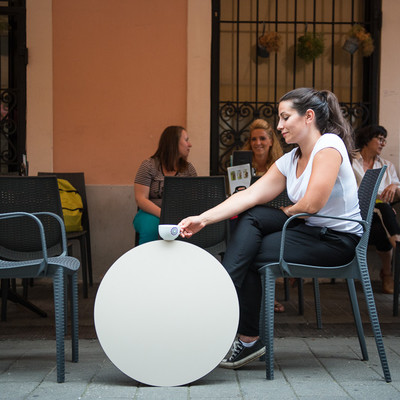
{"left": 219, "top": 339, "right": 265, "bottom": 369}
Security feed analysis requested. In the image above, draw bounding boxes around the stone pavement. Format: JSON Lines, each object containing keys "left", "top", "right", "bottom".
{"left": 1, "top": 270, "right": 399, "bottom": 399}
{"left": 0, "top": 336, "right": 399, "bottom": 400}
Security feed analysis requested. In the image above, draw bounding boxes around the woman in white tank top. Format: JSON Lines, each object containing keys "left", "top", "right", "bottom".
{"left": 179, "top": 88, "right": 361, "bottom": 370}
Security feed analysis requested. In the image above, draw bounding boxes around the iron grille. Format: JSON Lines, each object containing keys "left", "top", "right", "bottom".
{"left": 211, "top": 0, "right": 381, "bottom": 174}
{"left": 0, "top": 0, "right": 26, "bottom": 175}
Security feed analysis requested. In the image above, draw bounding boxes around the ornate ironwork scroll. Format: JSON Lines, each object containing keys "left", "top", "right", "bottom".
{"left": 0, "top": 89, "right": 18, "bottom": 173}
{"left": 217, "top": 100, "right": 370, "bottom": 174}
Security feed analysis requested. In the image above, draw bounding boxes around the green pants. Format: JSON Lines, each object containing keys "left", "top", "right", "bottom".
{"left": 133, "top": 209, "right": 160, "bottom": 245}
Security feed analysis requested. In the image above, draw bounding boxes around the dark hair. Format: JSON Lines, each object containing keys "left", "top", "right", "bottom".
{"left": 151, "top": 125, "right": 189, "bottom": 172}
{"left": 354, "top": 125, "right": 387, "bottom": 150}
{"left": 279, "top": 88, "right": 355, "bottom": 161}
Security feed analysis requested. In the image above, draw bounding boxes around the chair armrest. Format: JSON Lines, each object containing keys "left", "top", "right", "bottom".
{"left": 278, "top": 212, "right": 366, "bottom": 274}
{"left": 32, "top": 212, "right": 69, "bottom": 256}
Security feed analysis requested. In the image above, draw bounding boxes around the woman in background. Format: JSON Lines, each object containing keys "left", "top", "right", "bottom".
{"left": 353, "top": 124, "right": 400, "bottom": 294}
{"left": 241, "top": 119, "right": 283, "bottom": 176}
{"left": 133, "top": 126, "right": 197, "bottom": 245}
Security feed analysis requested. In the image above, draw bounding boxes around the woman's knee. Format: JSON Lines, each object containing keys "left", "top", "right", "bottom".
{"left": 133, "top": 210, "right": 160, "bottom": 244}
{"left": 242, "top": 205, "right": 288, "bottom": 235}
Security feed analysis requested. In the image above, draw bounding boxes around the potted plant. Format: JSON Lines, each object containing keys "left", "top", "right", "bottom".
{"left": 297, "top": 32, "right": 325, "bottom": 63}
{"left": 257, "top": 31, "right": 281, "bottom": 58}
{"left": 343, "top": 24, "right": 374, "bottom": 56}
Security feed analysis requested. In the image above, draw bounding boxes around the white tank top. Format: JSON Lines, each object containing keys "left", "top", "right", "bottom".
{"left": 275, "top": 134, "right": 362, "bottom": 236}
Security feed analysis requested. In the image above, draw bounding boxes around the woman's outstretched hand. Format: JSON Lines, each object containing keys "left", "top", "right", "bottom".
{"left": 179, "top": 216, "right": 206, "bottom": 238}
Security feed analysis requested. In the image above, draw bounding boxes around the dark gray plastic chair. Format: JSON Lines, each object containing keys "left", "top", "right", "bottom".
{"left": 160, "top": 176, "right": 227, "bottom": 258}
{"left": 0, "top": 176, "right": 80, "bottom": 383}
{"left": 258, "top": 167, "right": 391, "bottom": 382}
{"left": 38, "top": 172, "right": 92, "bottom": 298}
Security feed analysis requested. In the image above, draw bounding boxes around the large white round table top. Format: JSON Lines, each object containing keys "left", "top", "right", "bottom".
{"left": 94, "top": 240, "right": 239, "bottom": 387}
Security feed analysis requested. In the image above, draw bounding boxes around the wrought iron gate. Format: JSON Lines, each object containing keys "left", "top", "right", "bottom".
{"left": 0, "top": 0, "right": 26, "bottom": 175}
{"left": 210, "top": 0, "right": 382, "bottom": 175}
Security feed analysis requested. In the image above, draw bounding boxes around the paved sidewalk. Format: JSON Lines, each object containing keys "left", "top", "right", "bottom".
{"left": 1, "top": 336, "right": 399, "bottom": 400}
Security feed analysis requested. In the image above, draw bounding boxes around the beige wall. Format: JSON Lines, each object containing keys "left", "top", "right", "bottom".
{"left": 187, "top": 0, "right": 212, "bottom": 176}
{"left": 380, "top": 0, "right": 400, "bottom": 170}
{"left": 52, "top": 0, "right": 188, "bottom": 185}
{"left": 85, "top": 184, "right": 136, "bottom": 280}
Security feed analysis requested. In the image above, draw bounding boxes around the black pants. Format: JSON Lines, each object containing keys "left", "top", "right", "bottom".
{"left": 222, "top": 205, "right": 360, "bottom": 336}
{"left": 370, "top": 202, "right": 400, "bottom": 252}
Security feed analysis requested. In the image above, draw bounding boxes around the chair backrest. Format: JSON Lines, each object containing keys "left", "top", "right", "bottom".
{"left": 356, "top": 166, "right": 387, "bottom": 245}
{"left": 265, "top": 189, "right": 292, "bottom": 209}
{"left": 37, "top": 172, "right": 89, "bottom": 231}
{"left": 160, "top": 176, "right": 227, "bottom": 255}
{"left": 0, "top": 176, "right": 64, "bottom": 258}
{"left": 358, "top": 167, "right": 385, "bottom": 220}
{"left": 232, "top": 150, "right": 252, "bottom": 166}
{"left": 249, "top": 177, "right": 292, "bottom": 209}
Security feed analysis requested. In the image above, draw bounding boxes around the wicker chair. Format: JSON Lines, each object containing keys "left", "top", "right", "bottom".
{"left": 38, "top": 172, "right": 92, "bottom": 298}
{"left": 258, "top": 167, "right": 391, "bottom": 382}
{"left": 160, "top": 176, "right": 228, "bottom": 258}
{"left": 0, "top": 176, "right": 80, "bottom": 383}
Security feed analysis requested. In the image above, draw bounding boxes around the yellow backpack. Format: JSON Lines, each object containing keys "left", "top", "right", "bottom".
{"left": 57, "top": 178, "right": 84, "bottom": 232}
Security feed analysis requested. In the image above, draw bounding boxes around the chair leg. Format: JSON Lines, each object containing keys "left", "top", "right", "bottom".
{"left": 86, "top": 234, "right": 93, "bottom": 287}
{"left": 69, "top": 272, "right": 79, "bottom": 363}
{"left": 313, "top": 278, "right": 322, "bottom": 329}
{"left": 393, "top": 241, "right": 400, "bottom": 317}
{"left": 1, "top": 279, "right": 8, "bottom": 321}
{"left": 261, "top": 269, "right": 276, "bottom": 380}
{"left": 53, "top": 268, "right": 66, "bottom": 383}
{"left": 70, "top": 237, "right": 88, "bottom": 298}
{"left": 79, "top": 237, "right": 89, "bottom": 298}
{"left": 22, "top": 278, "right": 29, "bottom": 299}
{"left": 359, "top": 269, "right": 392, "bottom": 382}
{"left": 67, "top": 241, "right": 73, "bottom": 255}
{"left": 297, "top": 278, "right": 304, "bottom": 315}
{"left": 283, "top": 277, "right": 290, "bottom": 301}
{"left": 346, "top": 279, "right": 368, "bottom": 360}
{"left": 63, "top": 275, "right": 68, "bottom": 332}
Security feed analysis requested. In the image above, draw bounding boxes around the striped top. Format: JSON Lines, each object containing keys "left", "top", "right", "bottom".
{"left": 134, "top": 158, "right": 197, "bottom": 207}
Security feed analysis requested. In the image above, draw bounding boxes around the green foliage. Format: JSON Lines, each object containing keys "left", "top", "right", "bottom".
{"left": 297, "top": 32, "right": 325, "bottom": 63}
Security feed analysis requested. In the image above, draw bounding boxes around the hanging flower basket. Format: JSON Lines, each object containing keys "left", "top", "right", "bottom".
{"left": 257, "top": 31, "right": 281, "bottom": 58}
{"left": 257, "top": 42, "right": 270, "bottom": 58}
{"left": 342, "top": 36, "right": 359, "bottom": 54}
{"left": 343, "top": 24, "right": 374, "bottom": 57}
{"left": 297, "top": 32, "right": 325, "bottom": 63}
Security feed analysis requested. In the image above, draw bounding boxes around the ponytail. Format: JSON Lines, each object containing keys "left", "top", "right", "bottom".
{"left": 323, "top": 90, "right": 356, "bottom": 161}
{"left": 280, "top": 88, "right": 356, "bottom": 162}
